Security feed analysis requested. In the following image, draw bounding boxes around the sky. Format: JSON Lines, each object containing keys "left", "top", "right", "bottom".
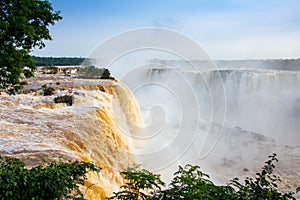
{"left": 32, "top": 0, "right": 300, "bottom": 60}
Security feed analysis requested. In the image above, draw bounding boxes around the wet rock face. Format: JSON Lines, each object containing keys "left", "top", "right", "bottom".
{"left": 54, "top": 95, "right": 73, "bottom": 106}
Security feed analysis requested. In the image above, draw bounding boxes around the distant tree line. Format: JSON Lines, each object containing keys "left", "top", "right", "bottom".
{"left": 33, "top": 56, "right": 300, "bottom": 70}
{"left": 32, "top": 56, "right": 92, "bottom": 66}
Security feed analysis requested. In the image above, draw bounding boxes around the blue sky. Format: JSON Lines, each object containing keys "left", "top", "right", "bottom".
{"left": 32, "top": 0, "right": 300, "bottom": 59}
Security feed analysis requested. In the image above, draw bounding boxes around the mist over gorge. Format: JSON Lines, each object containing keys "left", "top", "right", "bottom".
{"left": 146, "top": 62, "right": 300, "bottom": 145}
{"left": 110, "top": 57, "right": 300, "bottom": 190}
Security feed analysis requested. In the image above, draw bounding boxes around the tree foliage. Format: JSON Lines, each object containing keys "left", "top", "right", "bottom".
{"left": 108, "top": 167, "right": 165, "bottom": 200}
{"left": 110, "top": 154, "right": 299, "bottom": 200}
{"left": 154, "top": 164, "right": 236, "bottom": 200}
{"left": 1, "top": 154, "right": 298, "bottom": 199}
{"left": 0, "top": 0, "right": 62, "bottom": 94}
{"left": 32, "top": 56, "right": 86, "bottom": 66}
{"left": 78, "top": 65, "right": 114, "bottom": 79}
{"left": 229, "top": 153, "right": 299, "bottom": 199}
{"left": 0, "top": 156, "right": 100, "bottom": 200}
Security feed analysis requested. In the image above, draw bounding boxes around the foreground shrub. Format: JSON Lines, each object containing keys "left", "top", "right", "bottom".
{"left": 110, "top": 154, "right": 299, "bottom": 200}
{"left": 229, "top": 153, "right": 300, "bottom": 199}
{"left": 108, "top": 167, "right": 164, "bottom": 200}
{"left": 0, "top": 156, "right": 100, "bottom": 200}
{"left": 154, "top": 164, "right": 236, "bottom": 200}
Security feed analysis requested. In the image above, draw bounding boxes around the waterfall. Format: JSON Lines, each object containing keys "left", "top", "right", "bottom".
{"left": 0, "top": 78, "right": 141, "bottom": 199}
{"left": 140, "top": 65, "right": 300, "bottom": 188}
{"left": 146, "top": 68, "right": 300, "bottom": 145}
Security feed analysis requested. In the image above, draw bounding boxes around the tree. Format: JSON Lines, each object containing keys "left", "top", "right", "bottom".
{"left": 78, "top": 65, "right": 115, "bottom": 79}
{"left": 0, "top": 0, "right": 62, "bottom": 94}
{"left": 101, "top": 68, "right": 112, "bottom": 79}
{"left": 155, "top": 164, "right": 236, "bottom": 200}
{"left": 109, "top": 154, "right": 299, "bottom": 200}
{"left": 230, "top": 153, "right": 300, "bottom": 200}
{"left": 108, "top": 167, "right": 165, "bottom": 200}
{"left": 0, "top": 156, "right": 100, "bottom": 200}
{"left": 32, "top": 56, "right": 86, "bottom": 66}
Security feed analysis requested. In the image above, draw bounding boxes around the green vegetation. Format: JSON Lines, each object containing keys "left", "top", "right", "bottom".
{"left": 229, "top": 154, "right": 298, "bottom": 199}
{"left": 0, "top": 0, "right": 62, "bottom": 94}
{"left": 108, "top": 168, "right": 164, "bottom": 200}
{"left": 78, "top": 65, "right": 114, "bottom": 79}
{"left": 0, "top": 156, "right": 100, "bottom": 200}
{"left": 1, "top": 154, "right": 298, "bottom": 199}
{"left": 110, "top": 154, "right": 299, "bottom": 200}
{"left": 32, "top": 56, "right": 87, "bottom": 66}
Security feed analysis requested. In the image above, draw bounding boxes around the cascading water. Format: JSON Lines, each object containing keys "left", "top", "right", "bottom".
{"left": 146, "top": 67, "right": 300, "bottom": 145}
{"left": 0, "top": 74, "right": 141, "bottom": 199}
